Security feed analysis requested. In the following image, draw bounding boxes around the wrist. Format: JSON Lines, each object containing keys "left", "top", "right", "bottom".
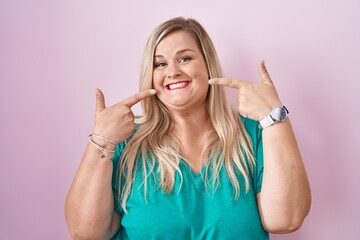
{"left": 87, "top": 143, "right": 115, "bottom": 160}
{"left": 90, "top": 135, "right": 116, "bottom": 151}
{"left": 88, "top": 134, "right": 117, "bottom": 160}
{"left": 259, "top": 105, "right": 289, "bottom": 129}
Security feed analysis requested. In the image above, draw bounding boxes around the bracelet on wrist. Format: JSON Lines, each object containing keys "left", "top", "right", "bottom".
{"left": 88, "top": 135, "right": 116, "bottom": 152}
{"left": 91, "top": 133, "right": 118, "bottom": 146}
{"left": 88, "top": 135, "right": 117, "bottom": 160}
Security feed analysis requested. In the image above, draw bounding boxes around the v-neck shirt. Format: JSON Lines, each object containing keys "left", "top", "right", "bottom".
{"left": 111, "top": 116, "right": 268, "bottom": 240}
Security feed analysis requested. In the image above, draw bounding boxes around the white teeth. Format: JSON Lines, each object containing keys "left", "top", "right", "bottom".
{"left": 168, "top": 82, "right": 188, "bottom": 90}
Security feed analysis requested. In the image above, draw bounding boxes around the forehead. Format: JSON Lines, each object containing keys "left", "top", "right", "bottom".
{"left": 154, "top": 30, "right": 200, "bottom": 55}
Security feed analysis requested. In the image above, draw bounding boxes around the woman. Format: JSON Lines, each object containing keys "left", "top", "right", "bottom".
{"left": 65, "top": 17, "right": 311, "bottom": 240}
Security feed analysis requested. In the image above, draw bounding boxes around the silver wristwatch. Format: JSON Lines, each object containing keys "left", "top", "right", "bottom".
{"left": 259, "top": 106, "right": 289, "bottom": 129}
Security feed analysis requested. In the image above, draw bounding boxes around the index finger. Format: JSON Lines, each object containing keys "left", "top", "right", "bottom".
{"left": 208, "top": 78, "right": 245, "bottom": 89}
{"left": 122, "top": 89, "right": 156, "bottom": 107}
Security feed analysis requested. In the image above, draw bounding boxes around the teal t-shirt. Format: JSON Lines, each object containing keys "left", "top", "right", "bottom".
{"left": 111, "top": 117, "right": 269, "bottom": 240}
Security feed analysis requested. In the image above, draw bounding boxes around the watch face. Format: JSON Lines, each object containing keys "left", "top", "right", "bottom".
{"left": 272, "top": 107, "right": 287, "bottom": 121}
{"left": 280, "top": 108, "right": 287, "bottom": 120}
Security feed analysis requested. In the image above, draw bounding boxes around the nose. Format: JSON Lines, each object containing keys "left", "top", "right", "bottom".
{"left": 166, "top": 62, "right": 181, "bottom": 78}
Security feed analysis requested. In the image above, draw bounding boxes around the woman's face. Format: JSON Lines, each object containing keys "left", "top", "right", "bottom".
{"left": 152, "top": 30, "right": 209, "bottom": 112}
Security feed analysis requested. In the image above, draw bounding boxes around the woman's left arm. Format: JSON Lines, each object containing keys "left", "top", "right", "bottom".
{"left": 208, "top": 60, "right": 311, "bottom": 233}
{"left": 258, "top": 117, "right": 311, "bottom": 233}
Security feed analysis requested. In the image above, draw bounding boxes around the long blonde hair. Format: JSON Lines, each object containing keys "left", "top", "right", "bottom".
{"left": 117, "top": 17, "right": 255, "bottom": 211}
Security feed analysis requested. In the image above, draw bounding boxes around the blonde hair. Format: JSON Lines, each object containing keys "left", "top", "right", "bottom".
{"left": 117, "top": 17, "right": 255, "bottom": 211}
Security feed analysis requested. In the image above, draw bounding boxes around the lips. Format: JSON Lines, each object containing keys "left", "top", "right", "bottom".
{"left": 165, "top": 81, "right": 191, "bottom": 90}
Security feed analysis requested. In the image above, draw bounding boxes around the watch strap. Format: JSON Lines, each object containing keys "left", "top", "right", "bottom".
{"left": 259, "top": 114, "right": 275, "bottom": 128}
{"left": 259, "top": 105, "right": 289, "bottom": 129}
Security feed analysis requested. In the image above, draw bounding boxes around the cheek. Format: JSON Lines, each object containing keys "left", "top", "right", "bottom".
{"left": 191, "top": 62, "right": 209, "bottom": 80}
{"left": 195, "top": 71, "right": 210, "bottom": 85}
{"left": 152, "top": 72, "right": 162, "bottom": 89}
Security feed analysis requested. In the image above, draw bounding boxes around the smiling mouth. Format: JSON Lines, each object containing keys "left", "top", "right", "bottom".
{"left": 166, "top": 81, "right": 191, "bottom": 90}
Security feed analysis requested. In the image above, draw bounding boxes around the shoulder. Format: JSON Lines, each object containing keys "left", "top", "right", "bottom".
{"left": 240, "top": 115, "right": 262, "bottom": 140}
{"left": 240, "top": 115, "right": 259, "bottom": 127}
{"left": 112, "top": 122, "right": 141, "bottom": 163}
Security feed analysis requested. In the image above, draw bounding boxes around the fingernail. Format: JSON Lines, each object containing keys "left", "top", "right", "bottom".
{"left": 208, "top": 79, "right": 213, "bottom": 84}
{"left": 149, "top": 89, "right": 156, "bottom": 94}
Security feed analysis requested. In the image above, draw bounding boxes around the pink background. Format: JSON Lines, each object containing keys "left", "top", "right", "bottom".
{"left": 1, "top": 0, "right": 359, "bottom": 239}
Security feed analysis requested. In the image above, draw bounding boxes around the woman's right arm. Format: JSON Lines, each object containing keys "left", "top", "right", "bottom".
{"left": 65, "top": 142, "right": 120, "bottom": 240}
{"left": 65, "top": 88, "right": 156, "bottom": 240}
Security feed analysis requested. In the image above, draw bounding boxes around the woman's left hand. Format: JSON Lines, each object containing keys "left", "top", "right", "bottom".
{"left": 208, "top": 60, "right": 282, "bottom": 121}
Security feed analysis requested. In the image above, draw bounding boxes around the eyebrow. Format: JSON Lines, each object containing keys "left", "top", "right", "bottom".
{"left": 154, "top": 48, "right": 195, "bottom": 58}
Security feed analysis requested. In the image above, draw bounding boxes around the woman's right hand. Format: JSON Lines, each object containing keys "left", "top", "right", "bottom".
{"left": 93, "top": 88, "right": 156, "bottom": 144}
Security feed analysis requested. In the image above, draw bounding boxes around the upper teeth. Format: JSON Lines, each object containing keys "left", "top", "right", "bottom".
{"left": 168, "top": 82, "right": 188, "bottom": 90}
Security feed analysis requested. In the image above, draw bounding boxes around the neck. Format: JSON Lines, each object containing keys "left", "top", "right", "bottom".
{"left": 169, "top": 105, "right": 213, "bottom": 173}
{"left": 170, "top": 105, "right": 213, "bottom": 139}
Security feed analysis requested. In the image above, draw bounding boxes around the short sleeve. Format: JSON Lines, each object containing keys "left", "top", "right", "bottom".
{"left": 111, "top": 124, "right": 140, "bottom": 218}
{"left": 241, "top": 116, "right": 264, "bottom": 194}
{"left": 111, "top": 141, "right": 126, "bottom": 217}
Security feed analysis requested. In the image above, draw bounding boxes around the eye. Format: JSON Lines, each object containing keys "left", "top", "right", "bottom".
{"left": 154, "top": 62, "right": 167, "bottom": 68}
{"left": 179, "top": 56, "right": 192, "bottom": 63}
